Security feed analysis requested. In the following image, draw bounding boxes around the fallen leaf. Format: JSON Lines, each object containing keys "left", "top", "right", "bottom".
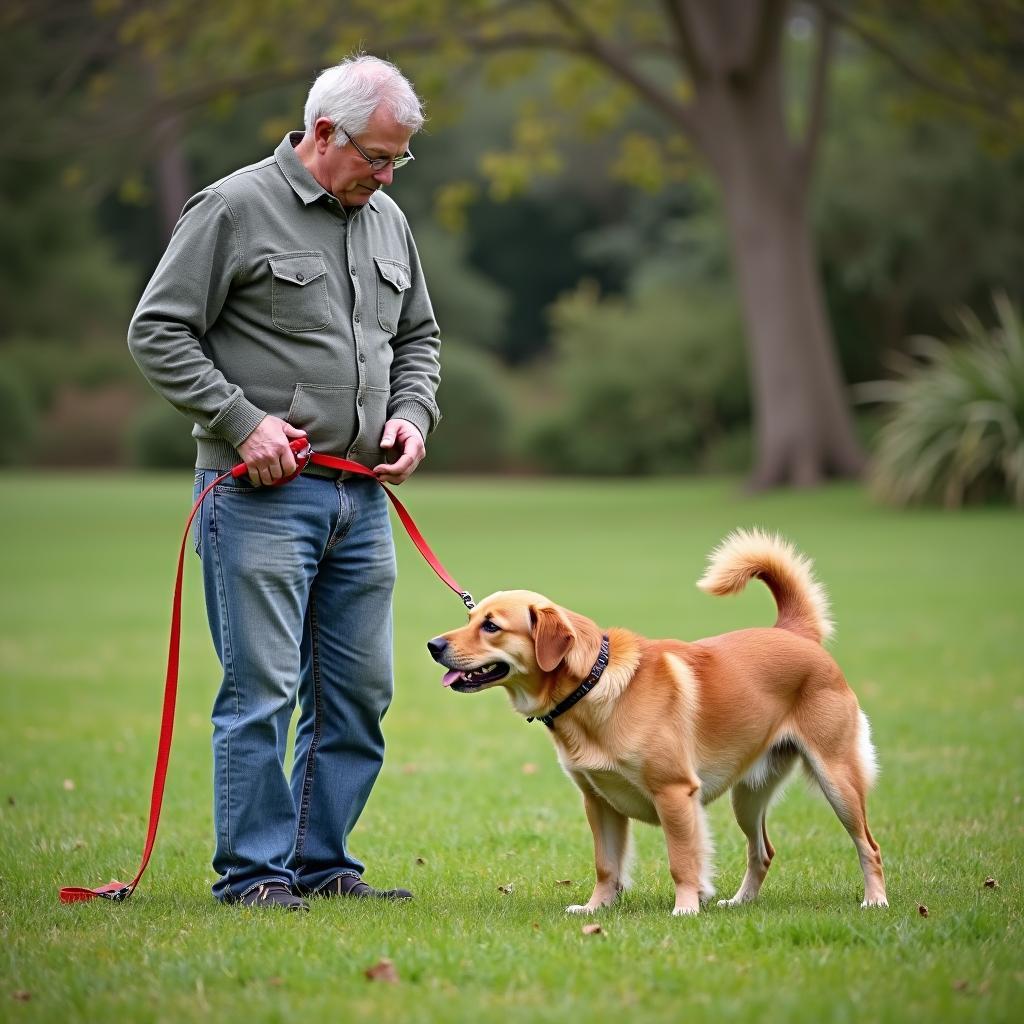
{"left": 984, "top": 877, "right": 999, "bottom": 889}
{"left": 12, "top": 992, "right": 31, "bottom": 1002}
{"left": 555, "top": 879, "right": 573, "bottom": 886}
{"left": 581, "top": 923, "right": 603, "bottom": 935}
{"left": 532, "top": 922, "right": 540, "bottom": 931}
{"left": 63, "top": 779, "right": 75, "bottom": 791}
{"left": 415, "top": 857, "right": 426, "bottom": 866}
{"left": 498, "top": 883, "right": 514, "bottom": 894}
{"left": 521, "top": 763, "right": 538, "bottom": 774}
{"left": 364, "top": 958, "right": 399, "bottom": 984}
{"left": 952, "top": 979, "right": 969, "bottom": 992}
{"left": 6, "top": 796, "right": 14, "bottom": 806}
{"left": 918, "top": 904, "right": 929, "bottom": 917}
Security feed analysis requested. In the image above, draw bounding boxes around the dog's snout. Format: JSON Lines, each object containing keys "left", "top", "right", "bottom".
{"left": 427, "top": 636, "right": 449, "bottom": 661}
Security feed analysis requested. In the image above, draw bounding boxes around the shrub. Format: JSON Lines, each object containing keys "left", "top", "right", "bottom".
{"left": 0, "top": 359, "right": 39, "bottom": 464}
{"left": 127, "top": 399, "right": 197, "bottom": 469}
{"left": 423, "top": 339, "right": 514, "bottom": 472}
{"left": 524, "top": 282, "right": 749, "bottom": 475}
{"left": 858, "top": 293, "right": 1024, "bottom": 507}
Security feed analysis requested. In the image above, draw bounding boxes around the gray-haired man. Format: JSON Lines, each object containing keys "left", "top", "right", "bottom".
{"left": 129, "top": 55, "right": 441, "bottom": 910}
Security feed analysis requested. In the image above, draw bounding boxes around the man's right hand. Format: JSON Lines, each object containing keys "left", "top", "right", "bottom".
{"left": 237, "top": 416, "right": 307, "bottom": 486}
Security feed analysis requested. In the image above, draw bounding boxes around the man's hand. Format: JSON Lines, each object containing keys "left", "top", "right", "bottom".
{"left": 238, "top": 415, "right": 307, "bottom": 486}
{"left": 374, "top": 418, "right": 425, "bottom": 485}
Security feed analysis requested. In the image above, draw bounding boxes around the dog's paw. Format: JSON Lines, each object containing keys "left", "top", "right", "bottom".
{"left": 860, "top": 896, "right": 889, "bottom": 909}
{"left": 565, "top": 904, "right": 597, "bottom": 915}
{"left": 716, "top": 894, "right": 753, "bottom": 909}
{"left": 671, "top": 905, "right": 699, "bottom": 917}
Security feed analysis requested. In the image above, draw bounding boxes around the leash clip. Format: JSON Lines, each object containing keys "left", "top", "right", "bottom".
{"left": 100, "top": 885, "right": 134, "bottom": 902}
{"left": 461, "top": 591, "right": 476, "bottom": 610}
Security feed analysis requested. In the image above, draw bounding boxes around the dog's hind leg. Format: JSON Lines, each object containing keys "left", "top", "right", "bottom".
{"left": 567, "top": 779, "right": 632, "bottom": 914}
{"left": 796, "top": 713, "right": 887, "bottom": 908}
{"left": 719, "top": 742, "right": 798, "bottom": 908}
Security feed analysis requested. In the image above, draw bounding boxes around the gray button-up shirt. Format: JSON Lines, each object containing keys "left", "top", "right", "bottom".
{"left": 128, "top": 132, "right": 441, "bottom": 471}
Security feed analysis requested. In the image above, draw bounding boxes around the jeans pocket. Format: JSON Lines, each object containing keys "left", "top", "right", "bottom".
{"left": 192, "top": 471, "right": 205, "bottom": 556}
{"left": 269, "top": 252, "right": 332, "bottom": 332}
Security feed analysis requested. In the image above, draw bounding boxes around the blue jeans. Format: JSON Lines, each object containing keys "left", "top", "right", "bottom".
{"left": 192, "top": 470, "right": 396, "bottom": 902}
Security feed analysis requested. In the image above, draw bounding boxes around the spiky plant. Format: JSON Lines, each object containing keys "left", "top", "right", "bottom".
{"left": 857, "top": 294, "right": 1024, "bottom": 508}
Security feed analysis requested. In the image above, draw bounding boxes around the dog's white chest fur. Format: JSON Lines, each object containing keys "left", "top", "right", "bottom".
{"left": 579, "top": 768, "right": 660, "bottom": 825}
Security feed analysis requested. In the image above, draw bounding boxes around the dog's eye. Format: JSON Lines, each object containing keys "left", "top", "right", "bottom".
{"left": 481, "top": 619, "right": 502, "bottom": 634}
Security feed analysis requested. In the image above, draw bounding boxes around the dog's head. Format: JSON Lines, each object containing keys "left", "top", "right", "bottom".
{"left": 427, "top": 590, "right": 601, "bottom": 713}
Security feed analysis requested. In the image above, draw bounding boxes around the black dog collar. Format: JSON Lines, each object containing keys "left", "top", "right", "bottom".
{"left": 528, "top": 635, "right": 610, "bottom": 730}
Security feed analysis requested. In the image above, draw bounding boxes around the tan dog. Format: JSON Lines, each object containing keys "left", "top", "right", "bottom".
{"left": 427, "top": 529, "right": 887, "bottom": 916}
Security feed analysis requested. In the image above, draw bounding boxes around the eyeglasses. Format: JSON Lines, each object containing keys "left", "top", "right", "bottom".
{"left": 338, "top": 125, "right": 414, "bottom": 172}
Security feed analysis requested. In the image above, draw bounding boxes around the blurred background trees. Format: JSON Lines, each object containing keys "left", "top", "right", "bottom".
{"left": 1, "top": 1, "right": 1021, "bottom": 503}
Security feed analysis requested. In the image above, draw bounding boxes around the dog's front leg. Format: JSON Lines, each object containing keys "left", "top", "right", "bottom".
{"left": 653, "top": 780, "right": 707, "bottom": 916}
{"left": 567, "top": 779, "right": 631, "bottom": 914}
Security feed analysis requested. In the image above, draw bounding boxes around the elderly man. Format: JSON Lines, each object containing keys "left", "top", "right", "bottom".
{"left": 128, "top": 55, "right": 441, "bottom": 911}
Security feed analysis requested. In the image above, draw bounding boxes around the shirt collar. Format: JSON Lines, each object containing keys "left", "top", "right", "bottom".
{"left": 275, "top": 131, "right": 380, "bottom": 212}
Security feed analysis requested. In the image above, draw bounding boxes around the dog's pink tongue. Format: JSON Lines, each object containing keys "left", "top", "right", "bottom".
{"left": 442, "top": 670, "right": 463, "bottom": 688}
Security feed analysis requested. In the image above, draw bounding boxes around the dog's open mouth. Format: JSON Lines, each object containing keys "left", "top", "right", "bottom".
{"left": 442, "top": 663, "right": 511, "bottom": 692}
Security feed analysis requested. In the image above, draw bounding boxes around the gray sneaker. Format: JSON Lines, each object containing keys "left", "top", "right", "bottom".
{"left": 317, "top": 875, "right": 413, "bottom": 901}
{"left": 240, "top": 882, "right": 309, "bottom": 911}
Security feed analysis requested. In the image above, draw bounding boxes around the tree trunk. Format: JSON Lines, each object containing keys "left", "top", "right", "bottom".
{"left": 145, "top": 58, "right": 191, "bottom": 244}
{"left": 153, "top": 110, "right": 191, "bottom": 244}
{"left": 717, "top": 142, "right": 865, "bottom": 487}
{"left": 684, "top": 1, "right": 865, "bottom": 487}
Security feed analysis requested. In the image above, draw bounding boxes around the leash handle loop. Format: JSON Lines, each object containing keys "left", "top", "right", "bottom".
{"left": 60, "top": 441, "right": 468, "bottom": 904}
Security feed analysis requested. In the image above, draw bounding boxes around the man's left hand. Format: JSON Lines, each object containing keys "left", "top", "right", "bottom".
{"left": 374, "top": 418, "right": 425, "bottom": 484}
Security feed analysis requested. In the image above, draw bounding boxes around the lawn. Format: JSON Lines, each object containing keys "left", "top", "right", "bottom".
{"left": 1, "top": 472, "right": 1021, "bottom": 1023}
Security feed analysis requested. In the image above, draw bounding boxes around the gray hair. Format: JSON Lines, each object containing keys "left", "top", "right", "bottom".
{"left": 303, "top": 54, "right": 424, "bottom": 146}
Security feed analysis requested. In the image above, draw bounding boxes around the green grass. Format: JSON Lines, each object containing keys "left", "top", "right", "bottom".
{"left": 1, "top": 472, "right": 1021, "bottom": 1023}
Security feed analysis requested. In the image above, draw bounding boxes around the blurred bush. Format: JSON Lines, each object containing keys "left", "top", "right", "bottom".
{"left": 127, "top": 398, "right": 197, "bottom": 468}
{"left": 523, "top": 282, "right": 748, "bottom": 474}
{"left": 424, "top": 339, "right": 514, "bottom": 472}
{"left": 0, "top": 357, "right": 39, "bottom": 464}
{"left": 858, "top": 294, "right": 1024, "bottom": 508}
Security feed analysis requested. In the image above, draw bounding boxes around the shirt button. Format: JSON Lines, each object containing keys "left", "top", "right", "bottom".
{"left": 296, "top": 273, "right": 305, "bottom": 282}
{"left": 354, "top": 313, "right": 361, "bottom": 323}
{"left": 358, "top": 396, "right": 364, "bottom": 406}
{"left": 359, "top": 353, "right": 366, "bottom": 363}
{"left": 350, "top": 267, "right": 357, "bottom": 276}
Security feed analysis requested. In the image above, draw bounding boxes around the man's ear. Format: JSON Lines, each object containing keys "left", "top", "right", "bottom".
{"left": 313, "top": 117, "right": 335, "bottom": 152}
{"left": 530, "top": 605, "right": 575, "bottom": 673}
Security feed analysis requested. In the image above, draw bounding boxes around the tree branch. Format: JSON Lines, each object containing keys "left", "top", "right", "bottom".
{"left": 540, "top": 0, "right": 700, "bottom": 136}
{"left": 742, "top": 0, "right": 789, "bottom": 84}
{"left": 812, "top": 0, "right": 1012, "bottom": 122}
{"left": 659, "top": 0, "right": 708, "bottom": 82}
{"left": 797, "top": 4, "right": 834, "bottom": 186}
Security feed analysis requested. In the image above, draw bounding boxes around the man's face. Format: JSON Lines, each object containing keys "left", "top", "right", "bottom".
{"left": 321, "top": 107, "right": 412, "bottom": 208}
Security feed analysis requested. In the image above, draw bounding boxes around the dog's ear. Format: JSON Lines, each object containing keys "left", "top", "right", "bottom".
{"left": 530, "top": 604, "right": 575, "bottom": 673}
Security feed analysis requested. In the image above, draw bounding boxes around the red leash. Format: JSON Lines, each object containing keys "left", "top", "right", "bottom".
{"left": 59, "top": 439, "right": 473, "bottom": 904}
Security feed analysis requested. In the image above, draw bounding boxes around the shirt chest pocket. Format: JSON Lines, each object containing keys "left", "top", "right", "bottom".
{"left": 269, "top": 252, "right": 332, "bottom": 333}
{"left": 374, "top": 256, "right": 410, "bottom": 335}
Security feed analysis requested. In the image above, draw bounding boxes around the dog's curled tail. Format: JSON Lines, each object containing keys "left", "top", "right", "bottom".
{"left": 697, "top": 528, "right": 834, "bottom": 644}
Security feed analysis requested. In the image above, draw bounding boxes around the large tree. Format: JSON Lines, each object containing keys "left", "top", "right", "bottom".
{"left": 14, "top": 0, "right": 1019, "bottom": 486}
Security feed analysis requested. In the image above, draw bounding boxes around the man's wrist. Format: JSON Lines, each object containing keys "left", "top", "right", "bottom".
{"left": 387, "top": 403, "right": 430, "bottom": 441}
